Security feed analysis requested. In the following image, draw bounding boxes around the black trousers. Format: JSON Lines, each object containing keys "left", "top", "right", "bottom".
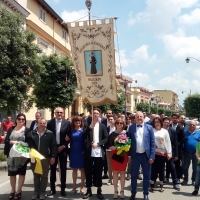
{"left": 174, "top": 157, "right": 183, "bottom": 179}
{"left": 84, "top": 157, "right": 103, "bottom": 188}
{"left": 103, "top": 152, "right": 108, "bottom": 175}
{"left": 166, "top": 157, "right": 178, "bottom": 184}
{"left": 50, "top": 149, "right": 67, "bottom": 191}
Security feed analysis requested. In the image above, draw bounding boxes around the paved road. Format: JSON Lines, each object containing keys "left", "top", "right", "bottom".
{"left": 0, "top": 162, "right": 198, "bottom": 200}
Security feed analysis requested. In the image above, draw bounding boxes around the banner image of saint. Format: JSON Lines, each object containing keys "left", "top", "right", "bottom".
{"left": 85, "top": 51, "right": 103, "bottom": 76}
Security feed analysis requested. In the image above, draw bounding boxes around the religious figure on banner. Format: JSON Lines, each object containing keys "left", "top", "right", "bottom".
{"left": 85, "top": 50, "right": 103, "bottom": 76}
{"left": 90, "top": 52, "right": 97, "bottom": 74}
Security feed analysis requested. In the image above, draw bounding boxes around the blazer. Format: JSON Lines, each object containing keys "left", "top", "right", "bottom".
{"left": 101, "top": 119, "right": 108, "bottom": 127}
{"left": 168, "top": 127, "right": 178, "bottom": 158}
{"left": 128, "top": 123, "right": 155, "bottom": 160}
{"left": 30, "top": 120, "right": 36, "bottom": 130}
{"left": 47, "top": 118, "right": 71, "bottom": 148}
{"left": 83, "top": 123, "right": 108, "bottom": 160}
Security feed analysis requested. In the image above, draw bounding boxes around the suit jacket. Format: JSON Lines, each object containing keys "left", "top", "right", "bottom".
{"left": 170, "top": 124, "right": 185, "bottom": 155}
{"left": 128, "top": 123, "right": 155, "bottom": 160}
{"left": 47, "top": 118, "right": 71, "bottom": 148}
{"left": 30, "top": 120, "right": 36, "bottom": 130}
{"left": 83, "top": 123, "right": 108, "bottom": 159}
{"left": 101, "top": 119, "right": 108, "bottom": 127}
{"left": 167, "top": 127, "right": 178, "bottom": 158}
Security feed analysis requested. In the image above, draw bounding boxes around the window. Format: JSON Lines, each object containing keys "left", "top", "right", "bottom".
{"left": 62, "top": 29, "right": 67, "bottom": 40}
{"left": 40, "top": 8, "right": 46, "bottom": 22}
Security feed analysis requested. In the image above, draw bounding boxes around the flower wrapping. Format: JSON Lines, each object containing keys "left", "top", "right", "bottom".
{"left": 9, "top": 143, "right": 30, "bottom": 158}
{"left": 114, "top": 134, "right": 131, "bottom": 155}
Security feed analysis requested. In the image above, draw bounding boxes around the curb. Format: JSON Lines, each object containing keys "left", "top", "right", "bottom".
{"left": 0, "top": 161, "right": 7, "bottom": 170}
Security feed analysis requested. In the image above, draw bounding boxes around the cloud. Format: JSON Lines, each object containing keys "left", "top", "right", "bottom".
{"left": 128, "top": 0, "right": 199, "bottom": 34}
{"left": 162, "top": 29, "right": 200, "bottom": 58}
{"left": 115, "top": 49, "right": 130, "bottom": 70}
{"left": 154, "top": 69, "right": 160, "bottom": 75}
{"left": 61, "top": 9, "right": 88, "bottom": 23}
{"left": 131, "top": 73, "right": 150, "bottom": 86}
{"left": 179, "top": 8, "right": 200, "bottom": 25}
{"left": 131, "top": 45, "right": 157, "bottom": 63}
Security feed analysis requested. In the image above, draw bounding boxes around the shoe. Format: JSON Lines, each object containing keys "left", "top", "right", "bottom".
{"left": 144, "top": 195, "right": 149, "bottom": 200}
{"left": 173, "top": 184, "right": 180, "bottom": 191}
{"left": 137, "top": 174, "right": 142, "bottom": 180}
{"left": 61, "top": 190, "right": 67, "bottom": 196}
{"left": 177, "top": 179, "right": 181, "bottom": 184}
{"left": 120, "top": 191, "right": 124, "bottom": 199}
{"left": 97, "top": 188, "right": 104, "bottom": 199}
{"left": 130, "top": 194, "right": 135, "bottom": 200}
{"left": 181, "top": 180, "right": 188, "bottom": 185}
{"left": 107, "top": 180, "right": 113, "bottom": 185}
{"left": 13, "top": 192, "right": 22, "bottom": 200}
{"left": 31, "top": 192, "right": 38, "bottom": 200}
{"left": 70, "top": 189, "right": 77, "bottom": 194}
{"left": 113, "top": 191, "right": 118, "bottom": 199}
{"left": 126, "top": 174, "right": 131, "bottom": 180}
{"left": 82, "top": 188, "right": 92, "bottom": 199}
{"left": 159, "top": 184, "right": 164, "bottom": 192}
{"left": 9, "top": 192, "right": 15, "bottom": 200}
{"left": 192, "top": 181, "right": 195, "bottom": 186}
{"left": 192, "top": 190, "right": 198, "bottom": 195}
{"left": 102, "top": 174, "right": 109, "bottom": 179}
{"left": 47, "top": 190, "right": 56, "bottom": 196}
{"left": 39, "top": 193, "right": 46, "bottom": 200}
{"left": 149, "top": 183, "right": 154, "bottom": 192}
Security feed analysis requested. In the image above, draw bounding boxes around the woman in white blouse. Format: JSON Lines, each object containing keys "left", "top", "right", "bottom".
{"left": 150, "top": 117, "right": 172, "bottom": 192}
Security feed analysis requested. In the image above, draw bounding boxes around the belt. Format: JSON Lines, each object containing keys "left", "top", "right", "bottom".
{"left": 184, "top": 151, "right": 195, "bottom": 154}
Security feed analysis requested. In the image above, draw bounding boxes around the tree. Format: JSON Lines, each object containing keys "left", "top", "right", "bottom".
{"left": 0, "top": 8, "right": 41, "bottom": 115}
{"left": 157, "top": 107, "right": 165, "bottom": 115}
{"left": 84, "top": 89, "right": 125, "bottom": 114}
{"left": 33, "top": 54, "right": 77, "bottom": 118}
{"left": 150, "top": 105, "right": 158, "bottom": 114}
{"left": 136, "top": 102, "right": 150, "bottom": 113}
{"left": 184, "top": 94, "right": 200, "bottom": 118}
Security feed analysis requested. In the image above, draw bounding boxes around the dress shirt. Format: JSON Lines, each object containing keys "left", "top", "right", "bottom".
{"left": 136, "top": 123, "right": 145, "bottom": 153}
{"left": 33, "top": 122, "right": 38, "bottom": 131}
{"left": 56, "top": 119, "right": 62, "bottom": 145}
{"left": 171, "top": 123, "right": 178, "bottom": 131}
{"left": 91, "top": 122, "right": 102, "bottom": 157}
{"left": 106, "top": 126, "right": 116, "bottom": 152}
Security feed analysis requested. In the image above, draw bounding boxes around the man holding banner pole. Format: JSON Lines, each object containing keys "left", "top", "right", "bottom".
{"left": 28, "top": 118, "right": 57, "bottom": 200}
{"left": 83, "top": 108, "right": 108, "bottom": 199}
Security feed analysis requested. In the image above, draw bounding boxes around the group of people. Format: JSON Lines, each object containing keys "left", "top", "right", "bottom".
{"left": 2, "top": 108, "right": 200, "bottom": 200}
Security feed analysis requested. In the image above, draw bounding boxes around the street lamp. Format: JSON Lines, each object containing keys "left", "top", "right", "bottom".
{"left": 85, "top": 0, "right": 92, "bottom": 24}
{"left": 182, "top": 90, "right": 191, "bottom": 95}
{"left": 185, "top": 57, "right": 200, "bottom": 63}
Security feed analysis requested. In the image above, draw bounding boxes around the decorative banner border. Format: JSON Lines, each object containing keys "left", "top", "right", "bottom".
{"left": 68, "top": 18, "right": 117, "bottom": 106}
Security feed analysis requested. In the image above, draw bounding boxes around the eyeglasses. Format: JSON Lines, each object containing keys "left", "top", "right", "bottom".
{"left": 116, "top": 122, "right": 123, "bottom": 125}
{"left": 17, "top": 118, "right": 25, "bottom": 121}
{"left": 56, "top": 112, "right": 63, "bottom": 114}
{"left": 107, "top": 113, "right": 112, "bottom": 114}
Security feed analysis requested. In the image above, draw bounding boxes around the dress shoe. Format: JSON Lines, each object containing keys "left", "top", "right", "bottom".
{"left": 60, "top": 190, "right": 67, "bottom": 196}
{"left": 173, "top": 184, "right": 180, "bottom": 191}
{"left": 137, "top": 174, "right": 142, "bottom": 180}
{"left": 47, "top": 190, "right": 56, "bottom": 196}
{"left": 39, "top": 192, "right": 46, "bottom": 200}
{"left": 82, "top": 188, "right": 92, "bottom": 199}
{"left": 31, "top": 192, "right": 39, "bottom": 200}
{"left": 130, "top": 194, "right": 135, "bottom": 200}
{"left": 144, "top": 195, "right": 149, "bottom": 200}
{"left": 102, "top": 174, "right": 108, "bottom": 179}
{"left": 181, "top": 180, "right": 188, "bottom": 185}
{"left": 97, "top": 188, "right": 104, "bottom": 199}
{"left": 192, "top": 190, "right": 198, "bottom": 195}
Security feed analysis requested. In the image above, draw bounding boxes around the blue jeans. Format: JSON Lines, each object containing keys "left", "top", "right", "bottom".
{"left": 183, "top": 152, "right": 197, "bottom": 182}
{"left": 195, "top": 164, "right": 200, "bottom": 190}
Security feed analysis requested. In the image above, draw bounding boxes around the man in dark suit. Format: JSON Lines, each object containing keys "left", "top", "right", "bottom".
{"left": 163, "top": 117, "right": 180, "bottom": 190}
{"left": 47, "top": 107, "right": 70, "bottom": 197}
{"left": 30, "top": 112, "right": 42, "bottom": 130}
{"left": 83, "top": 108, "right": 108, "bottom": 199}
{"left": 128, "top": 111, "right": 155, "bottom": 200}
{"left": 170, "top": 113, "right": 185, "bottom": 184}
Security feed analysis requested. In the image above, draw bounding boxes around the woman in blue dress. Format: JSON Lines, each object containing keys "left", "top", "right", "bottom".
{"left": 69, "top": 116, "right": 85, "bottom": 195}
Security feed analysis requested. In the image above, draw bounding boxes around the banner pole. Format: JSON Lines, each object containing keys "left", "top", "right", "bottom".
{"left": 91, "top": 105, "right": 94, "bottom": 142}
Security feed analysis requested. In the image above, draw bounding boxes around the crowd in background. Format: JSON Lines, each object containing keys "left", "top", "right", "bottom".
{"left": 1, "top": 108, "right": 200, "bottom": 200}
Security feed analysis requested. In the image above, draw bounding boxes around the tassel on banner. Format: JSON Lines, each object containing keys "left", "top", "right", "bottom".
{"left": 30, "top": 148, "right": 45, "bottom": 175}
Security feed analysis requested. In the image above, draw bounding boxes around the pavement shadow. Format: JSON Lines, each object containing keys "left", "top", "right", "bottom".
{"left": 172, "top": 191, "right": 194, "bottom": 197}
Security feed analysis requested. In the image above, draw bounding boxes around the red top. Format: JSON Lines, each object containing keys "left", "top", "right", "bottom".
{"left": 2, "top": 121, "right": 14, "bottom": 132}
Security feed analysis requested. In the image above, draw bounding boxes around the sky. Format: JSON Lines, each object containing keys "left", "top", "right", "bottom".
{"left": 46, "top": 0, "right": 200, "bottom": 106}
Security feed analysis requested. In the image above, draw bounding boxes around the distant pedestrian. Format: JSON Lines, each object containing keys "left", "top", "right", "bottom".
{"left": 30, "top": 112, "right": 42, "bottom": 130}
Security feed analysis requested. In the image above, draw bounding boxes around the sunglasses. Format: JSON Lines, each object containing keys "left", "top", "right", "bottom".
{"left": 56, "top": 112, "right": 63, "bottom": 114}
{"left": 116, "top": 122, "right": 123, "bottom": 125}
{"left": 17, "top": 118, "right": 25, "bottom": 121}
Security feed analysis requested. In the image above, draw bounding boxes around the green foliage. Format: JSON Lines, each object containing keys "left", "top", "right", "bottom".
{"left": 84, "top": 90, "right": 126, "bottom": 114}
{"left": 0, "top": 8, "right": 41, "bottom": 115}
{"left": 184, "top": 94, "right": 200, "bottom": 118}
{"left": 0, "top": 152, "right": 7, "bottom": 161}
{"left": 150, "top": 105, "right": 158, "bottom": 114}
{"left": 157, "top": 107, "right": 165, "bottom": 115}
{"left": 33, "top": 54, "right": 77, "bottom": 118}
{"left": 136, "top": 102, "right": 150, "bottom": 113}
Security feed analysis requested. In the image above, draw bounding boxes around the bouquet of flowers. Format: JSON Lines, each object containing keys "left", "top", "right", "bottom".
{"left": 9, "top": 143, "right": 30, "bottom": 158}
{"left": 114, "top": 134, "right": 131, "bottom": 155}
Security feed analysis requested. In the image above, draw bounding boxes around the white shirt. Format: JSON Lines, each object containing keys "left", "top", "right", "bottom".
{"left": 136, "top": 123, "right": 145, "bottom": 153}
{"left": 106, "top": 126, "right": 116, "bottom": 151}
{"left": 33, "top": 121, "right": 38, "bottom": 131}
{"left": 56, "top": 119, "right": 62, "bottom": 145}
{"left": 91, "top": 122, "right": 102, "bottom": 157}
{"left": 171, "top": 124, "right": 178, "bottom": 131}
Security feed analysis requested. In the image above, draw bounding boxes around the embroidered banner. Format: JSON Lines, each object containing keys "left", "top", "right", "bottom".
{"left": 67, "top": 19, "right": 117, "bottom": 106}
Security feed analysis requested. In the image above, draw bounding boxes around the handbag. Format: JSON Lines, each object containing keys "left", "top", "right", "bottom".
{"left": 112, "top": 153, "right": 124, "bottom": 163}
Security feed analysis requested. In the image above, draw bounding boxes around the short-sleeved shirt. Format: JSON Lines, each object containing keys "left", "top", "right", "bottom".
{"left": 196, "top": 142, "right": 200, "bottom": 164}
{"left": 3, "top": 121, "right": 14, "bottom": 132}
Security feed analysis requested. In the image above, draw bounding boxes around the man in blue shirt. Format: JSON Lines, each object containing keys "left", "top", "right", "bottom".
{"left": 182, "top": 120, "right": 200, "bottom": 186}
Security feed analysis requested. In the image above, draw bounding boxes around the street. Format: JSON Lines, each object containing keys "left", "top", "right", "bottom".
{"left": 0, "top": 162, "right": 198, "bottom": 200}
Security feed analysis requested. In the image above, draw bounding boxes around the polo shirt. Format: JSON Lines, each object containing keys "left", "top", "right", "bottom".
{"left": 184, "top": 129, "right": 200, "bottom": 152}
